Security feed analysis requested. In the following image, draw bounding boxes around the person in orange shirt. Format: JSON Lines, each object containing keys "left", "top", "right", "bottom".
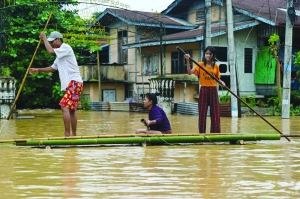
{"left": 184, "top": 46, "right": 225, "bottom": 133}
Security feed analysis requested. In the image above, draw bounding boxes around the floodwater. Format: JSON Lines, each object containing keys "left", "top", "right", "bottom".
{"left": 0, "top": 110, "right": 300, "bottom": 199}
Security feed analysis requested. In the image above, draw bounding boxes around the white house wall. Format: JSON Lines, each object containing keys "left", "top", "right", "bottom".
{"left": 234, "top": 28, "right": 257, "bottom": 95}
{"left": 211, "top": 27, "right": 258, "bottom": 96}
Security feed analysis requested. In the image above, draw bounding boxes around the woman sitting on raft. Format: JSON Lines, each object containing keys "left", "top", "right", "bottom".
{"left": 136, "top": 93, "right": 172, "bottom": 134}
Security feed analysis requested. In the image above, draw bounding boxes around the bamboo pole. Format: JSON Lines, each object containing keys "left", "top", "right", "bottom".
{"left": 0, "top": 133, "right": 207, "bottom": 143}
{"left": 7, "top": 10, "right": 54, "bottom": 120}
{"left": 176, "top": 46, "right": 290, "bottom": 142}
{"left": 15, "top": 134, "right": 282, "bottom": 146}
{"left": 1, "top": 133, "right": 299, "bottom": 144}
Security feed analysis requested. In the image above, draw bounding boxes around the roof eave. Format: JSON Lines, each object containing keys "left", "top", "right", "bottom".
{"left": 88, "top": 9, "right": 111, "bottom": 28}
{"left": 122, "top": 21, "right": 260, "bottom": 49}
{"left": 233, "top": 7, "right": 275, "bottom": 26}
{"left": 161, "top": 0, "right": 182, "bottom": 15}
{"left": 122, "top": 39, "right": 200, "bottom": 49}
{"left": 129, "top": 23, "right": 197, "bottom": 29}
{"left": 162, "top": 0, "right": 223, "bottom": 14}
{"left": 89, "top": 8, "right": 197, "bottom": 29}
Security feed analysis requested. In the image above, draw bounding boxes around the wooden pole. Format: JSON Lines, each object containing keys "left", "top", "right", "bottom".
{"left": 176, "top": 46, "right": 290, "bottom": 142}
{"left": 97, "top": 51, "right": 102, "bottom": 101}
{"left": 7, "top": 10, "right": 54, "bottom": 120}
{"left": 159, "top": 22, "right": 164, "bottom": 76}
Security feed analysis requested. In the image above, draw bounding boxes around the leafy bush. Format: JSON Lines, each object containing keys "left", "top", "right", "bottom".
{"left": 80, "top": 97, "right": 91, "bottom": 111}
{"left": 219, "top": 91, "right": 230, "bottom": 103}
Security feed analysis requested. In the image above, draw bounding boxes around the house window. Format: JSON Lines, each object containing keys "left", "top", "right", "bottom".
{"left": 196, "top": 9, "right": 205, "bottom": 22}
{"left": 244, "top": 48, "right": 253, "bottom": 73}
{"left": 141, "top": 54, "right": 159, "bottom": 75}
{"left": 215, "top": 47, "right": 227, "bottom": 62}
{"left": 103, "top": 90, "right": 116, "bottom": 102}
{"left": 171, "top": 50, "right": 192, "bottom": 74}
{"left": 214, "top": 47, "right": 229, "bottom": 74}
{"left": 118, "top": 30, "right": 128, "bottom": 64}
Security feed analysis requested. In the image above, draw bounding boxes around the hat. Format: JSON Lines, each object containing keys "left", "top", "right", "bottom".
{"left": 47, "top": 31, "right": 63, "bottom": 42}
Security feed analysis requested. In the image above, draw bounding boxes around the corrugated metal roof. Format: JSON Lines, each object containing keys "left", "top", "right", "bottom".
{"left": 162, "top": 0, "right": 223, "bottom": 15}
{"left": 94, "top": 0, "right": 300, "bottom": 49}
{"left": 232, "top": 0, "right": 298, "bottom": 26}
{"left": 93, "top": 8, "right": 197, "bottom": 29}
{"left": 122, "top": 20, "right": 260, "bottom": 49}
{"left": 163, "top": 0, "right": 300, "bottom": 26}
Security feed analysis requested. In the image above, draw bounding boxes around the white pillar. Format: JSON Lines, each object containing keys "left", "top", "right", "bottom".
{"left": 282, "top": 0, "right": 293, "bottom": 119}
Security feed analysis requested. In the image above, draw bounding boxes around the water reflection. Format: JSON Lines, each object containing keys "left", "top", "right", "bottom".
{"left": 62, "top": 149, "right": 80, "bottom": 198}
{"left": 0, "top": 110, "right": 300, "bottom": 198}
{"left": 4, "top": 110, "right": 300, "bottom": 137}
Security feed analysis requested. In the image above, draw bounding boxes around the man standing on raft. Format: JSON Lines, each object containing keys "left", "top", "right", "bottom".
{"left": 30, "top": 31, "right": 83, "bottom": 137}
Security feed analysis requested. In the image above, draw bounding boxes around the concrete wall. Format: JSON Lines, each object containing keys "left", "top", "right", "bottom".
{"left": 82, "top": 82, "right": 125, "bottom": 102}
{"left": 173, "top": 83, "right": 199, "bottom": 103}
{"left": 80, "top": 64, "right": 126, "bottom": 81}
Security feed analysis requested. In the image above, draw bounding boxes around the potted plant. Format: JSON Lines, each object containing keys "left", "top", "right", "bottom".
{"left": 219, "top": 91, "right": 231, "bottom": 117}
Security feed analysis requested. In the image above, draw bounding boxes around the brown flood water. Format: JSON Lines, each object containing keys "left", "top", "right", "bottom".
{"left": 0, "top": 110, "right": 300, "bottom": 198}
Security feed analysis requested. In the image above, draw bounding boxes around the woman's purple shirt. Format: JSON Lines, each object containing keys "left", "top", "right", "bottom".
{"left": 148, "top": 105, "right": 171, "bottom": 131}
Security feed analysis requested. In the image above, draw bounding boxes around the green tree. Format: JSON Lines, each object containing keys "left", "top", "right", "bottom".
{"left": 268, "top": 33, "right": 282, "bottom": 109}
{"left": 0, "top": 1, "right": 103, "bottom": 108}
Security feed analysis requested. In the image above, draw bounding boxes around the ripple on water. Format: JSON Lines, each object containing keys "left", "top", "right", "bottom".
{"left": 0, "top": 111, "right": 300, "bottom": 198}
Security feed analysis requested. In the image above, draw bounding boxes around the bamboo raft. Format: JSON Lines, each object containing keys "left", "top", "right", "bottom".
{"left": 0, "top": 133, "right": 297, "bottom": 148}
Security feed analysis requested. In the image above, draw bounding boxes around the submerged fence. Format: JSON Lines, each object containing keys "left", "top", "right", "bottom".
{"left": 88, "top": 102, "right": 148, "bottom": 113}
{"left": 86, "top": 102, "right": 232, "bottom": 117}
{"left": 176, "top": 102, "right": 232, "bottom": 117}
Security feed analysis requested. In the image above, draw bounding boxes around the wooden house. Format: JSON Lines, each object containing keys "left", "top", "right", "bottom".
{"left": 83, "top": 0, "right": 300, "bottom": 109}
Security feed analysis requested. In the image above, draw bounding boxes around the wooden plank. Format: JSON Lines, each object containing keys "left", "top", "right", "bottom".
{"left": 220, "top": 103, "right": 231, "bottom": 117}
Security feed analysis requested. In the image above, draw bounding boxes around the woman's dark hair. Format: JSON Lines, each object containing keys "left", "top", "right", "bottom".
{"left": 202, "top": 46, "right": 217, "bottom": 67}
{"left": 145, "top": 93, "right": 160, "bottom": 105}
